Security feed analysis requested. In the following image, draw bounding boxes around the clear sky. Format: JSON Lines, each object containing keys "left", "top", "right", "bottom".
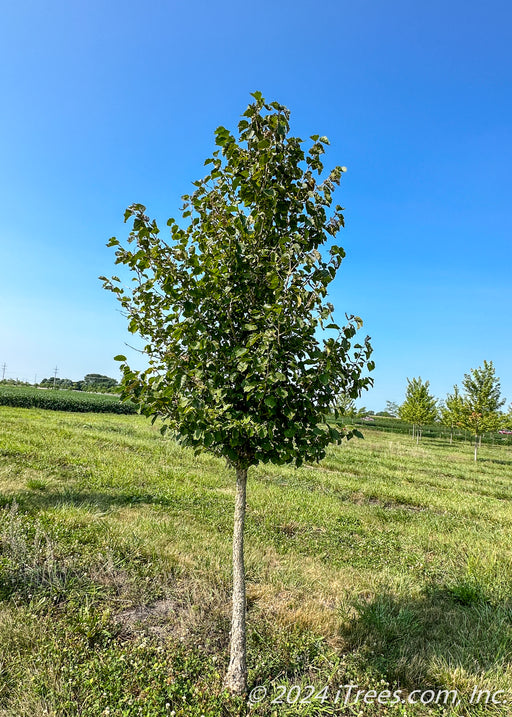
{"left": 1, "top": 0, "right": 511, "bottom": 411}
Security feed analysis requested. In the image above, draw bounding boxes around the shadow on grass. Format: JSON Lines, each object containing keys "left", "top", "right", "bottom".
{"left": 340, "top": 585, "right": 512, "bottom": 691}
{"left": 476, "top": 457, "right": 512, "bottom": 467}
{"left": 0, "top": 485, "right": 234, "bottom": 518}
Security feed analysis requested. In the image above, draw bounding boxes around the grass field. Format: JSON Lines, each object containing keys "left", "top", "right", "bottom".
{"left": 348, "top": 416, "right": 512, "bottom": 447}
{"left": 1, "top": 406, "right": 512, "bottom": 716}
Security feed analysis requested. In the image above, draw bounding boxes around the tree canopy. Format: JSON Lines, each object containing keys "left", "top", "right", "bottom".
{"left": 102, "top": 92, "right": 373, "bottom": 470}
{"left": 439, "top": 385, "right": 463, "bottom": 442}
{"left": 83, "top": 374, "right": 118, "bottom": 389}
{"left": 460, "top": 360, "right": 505, "bottom": 417}
{"left": 385, "top": 400, "right": 399, "bottom": 417}
{"left": 399, "top": 377, "right": 438, "bottom": 440}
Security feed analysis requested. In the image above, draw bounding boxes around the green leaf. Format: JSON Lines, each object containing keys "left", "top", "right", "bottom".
{"left": 264, "top": 396, "right": 277, "bottom": 408}
{"left": 114, "top": 355, "right": 127, "bottom": 361}
{"left": 267, "top": 273, "right": 280, "bottom": 289}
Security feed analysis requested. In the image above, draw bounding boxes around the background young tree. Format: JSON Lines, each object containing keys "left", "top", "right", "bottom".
{"left": 399, "top": 377, "right": 438, "bottom": 443}
{"left": 505, "top": 403, "right": 512, "bottom": 430}
{"left": 334, "top": 394, "right": 357, "bottom": 419}
{"left": 101, "top": 93, "right": 373, "bottom": 695}
{"left": 385, "top": 400, "right": 399, "bottom": 417}
{"left": 440, "top": 385, "right": 463, "bottom": 444}
{"left": 456, "top": 360, "right": 505, "bottom": 461}
{"left": 334, "top": 394, "right": 368, "bottom": 421}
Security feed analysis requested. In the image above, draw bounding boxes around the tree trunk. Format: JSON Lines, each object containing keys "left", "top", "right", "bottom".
{"left": 474, "top": 435, "right": 478, "bottom": 462}
{"left": 450, "top": 427, "right": 453, "bottom": 445}
{"left": 225, "top": 465, "right": 248, "bottom": 694}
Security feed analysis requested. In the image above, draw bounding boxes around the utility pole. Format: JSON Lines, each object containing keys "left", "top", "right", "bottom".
{"left": 1, "top": 363, "right": 6, "bottom": 380}
{"left": 53, "top": 366, "right": 58, "bottom": 389}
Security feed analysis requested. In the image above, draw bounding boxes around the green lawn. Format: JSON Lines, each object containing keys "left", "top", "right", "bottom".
{"left": 0, "top": 406, "right": 511, "bottom": 716}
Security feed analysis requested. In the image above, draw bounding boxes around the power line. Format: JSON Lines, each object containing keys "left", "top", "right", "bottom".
{"left": 53, "top": 366, "right": 58, "bottom": 389}
{"left": 1, "top": 363, "right": 6, "bottom": 380}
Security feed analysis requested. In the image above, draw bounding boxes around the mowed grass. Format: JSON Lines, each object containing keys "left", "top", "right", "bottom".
{"left": 0, "top": 407, "right": 511, "bottom": 716}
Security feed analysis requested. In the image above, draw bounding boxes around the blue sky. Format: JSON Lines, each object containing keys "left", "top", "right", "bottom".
{"left": 1, "top": 0, "right": 511, "bottom": 411}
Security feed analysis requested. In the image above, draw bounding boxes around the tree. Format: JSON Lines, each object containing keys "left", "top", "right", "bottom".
{"left": 101, "top": 93, "right": 374, "bottom": 694}
{"left": 83, "top": 374, "right": 118, "bottom": 392}
{"left": 398, "top": 377, "right": 438, "bottom": 443}
{"left": 334, "top": 394, "right": 367, "bottom": 420}
{"left": 456, "top": 361, "right": 505, "bottom": 461}
{"left": 505, "top": 403, "right": 512, "bottom": 430}
{"left": 440, "top": 385, "right": 463, "bottom": 444}
{"left": 40, "top": 377, "right": 74, "bottom": 389}
{"left": 385, "top": 401, "right": 399, "bottom": 417}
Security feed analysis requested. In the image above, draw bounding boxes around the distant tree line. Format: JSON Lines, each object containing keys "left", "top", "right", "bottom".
{"left": 37, "top": 374, "right": 119, "bottom": 394}
{"left": 0, "top": 378, "right": 31, "bottom": 386}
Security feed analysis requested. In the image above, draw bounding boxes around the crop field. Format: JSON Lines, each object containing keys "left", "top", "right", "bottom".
{"left": 0, "top": 386, "right": 136, "bottom": 414}
{"left": 0, "top": 406, "right": 512, "bottom": 716}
